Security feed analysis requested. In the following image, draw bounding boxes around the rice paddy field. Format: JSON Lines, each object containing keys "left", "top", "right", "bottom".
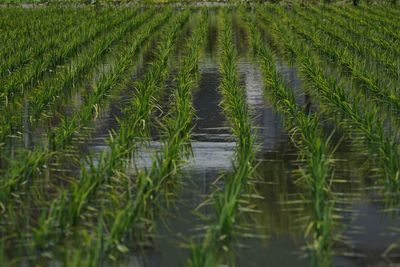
{"left": 0, "top": 2, "right": 400, "bottom": 266}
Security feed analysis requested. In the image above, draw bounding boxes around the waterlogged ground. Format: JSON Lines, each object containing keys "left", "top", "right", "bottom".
{"left": 1, "top": 6, "right": 400, "bottom": 267}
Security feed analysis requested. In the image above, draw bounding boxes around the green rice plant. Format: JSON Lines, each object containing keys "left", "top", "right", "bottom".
{"left": 242, "top": 10, "right": 334, "bottom": 267}
{"left": 261, "top": 14, "right": 400, "bottom": 199}
{"left": 188, "top": 10, "right": 256, "bottom": 267}
{"left": 31, "top": 11, "right": 189, "bottom": 251}
{"left": 63, "top": 214, "right": 105, "bottom": 267}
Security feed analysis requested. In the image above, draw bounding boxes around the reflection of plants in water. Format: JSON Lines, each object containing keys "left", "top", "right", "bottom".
{"left": 252, "top": 150, "right": 307, "bottom": 236}
{"left": 384, "top": 227, "right": 400, "bottom": 264}
{"left": 243, "top": 9, "right": 335, "bottom": 266}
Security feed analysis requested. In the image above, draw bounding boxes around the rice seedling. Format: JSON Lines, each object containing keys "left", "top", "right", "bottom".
{"left": 0, "top": 149, "right": 53, "bottom": 204}
{"left": 188, "top": 10, "right": 256, "bottom": 267}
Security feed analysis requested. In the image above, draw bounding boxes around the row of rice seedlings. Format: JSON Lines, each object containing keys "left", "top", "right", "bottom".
{"left": 319, "top": 5, "right": 400, "bottom": 55}
{"left": 0, "top": 7, "right": 80, "bottom": 63}
{"left": 31, "top": 11, "right": 190, "bottom": 250}
{"left": 242, "top": 11, "right": 334, "bottom": 266}
{"left": 262, "top": 15, "right": 400, "bottom": 200}
{"left": 188, "top": 10, "right": 256, "bottom": 267}
{"left": 302, "top": 6, "right": 400, "bottom": 61}
{"left": 0, "top": 9, "right": 154, "bottom": 163}
{"left": 0, "top": 8, "right": 119, "bottom": 81}
{"left": 0, "top": 8, "right": 139, "bottom": 105}
{"left": 280, "top": 10, "right": 400, "bottom": 115}
{"left": 262, "top": 5, "right": 399, "bottom": 114}
{"left": 28, "top": 9, "right": 152, "bottom": 119}
{"left": 0, "top": 9, "right": 155, "bottom": 145}
{"left": 0, "top": 10, "right": 172, "bottom": 208}
{"left": 359, "top": 4, "right": 400, "bottom": 20}
{"left": 306, "top": 4, "right": 398, "bottom": 54}
{"left": 93, "top": 11, "right": 208, "bottom": 261}
{"left": 335, "top": 4, "right": 400, "bottom": 34}
{"left": 331, "top": 4, "right": 400, "bottom": 39}
{"left": 0, "top": 12, "right": 75, "bottom": 79}
{"left": 48, "top": 11, "right": 171, "bottom": 151}
{"left": 0, "top": 8, "right": 103, "bottom": 81}
{"left": 292, "top": 6, "right": 400, "bottom": 82}
{"left": 0, "top": 8, "right": 76, "bottom": 41}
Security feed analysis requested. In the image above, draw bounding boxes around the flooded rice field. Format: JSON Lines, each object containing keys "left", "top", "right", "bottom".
{"left": 0, "top": 4, "right": 399, "bottom": 267}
